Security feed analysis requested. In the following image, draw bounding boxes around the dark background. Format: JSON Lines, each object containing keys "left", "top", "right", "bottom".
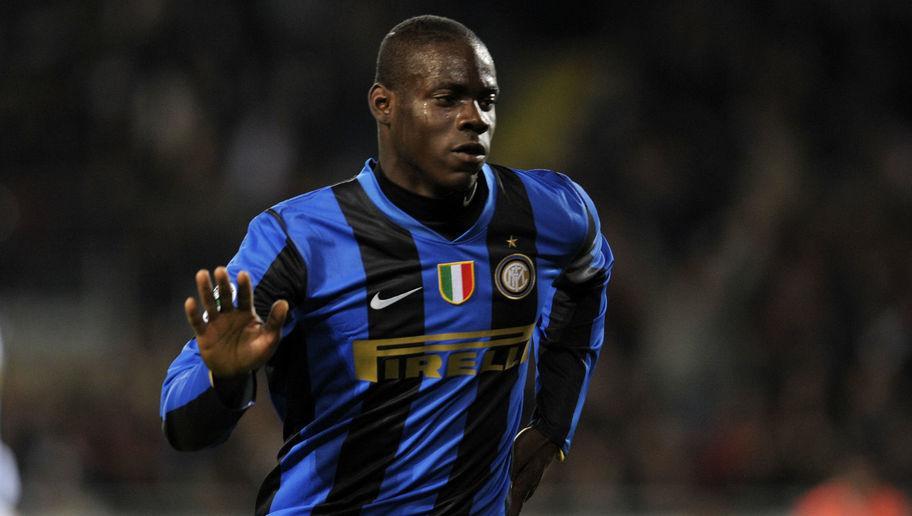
{"left": 1, "top": 1, "right": 910, "bottom": 513}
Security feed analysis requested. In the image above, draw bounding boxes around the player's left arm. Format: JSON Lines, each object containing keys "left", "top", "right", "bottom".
{"left": 509, "top": 180, "right": 614, "bottom": 515}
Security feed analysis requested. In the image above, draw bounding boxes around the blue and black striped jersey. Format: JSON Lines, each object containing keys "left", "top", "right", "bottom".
{"left": 160, "top": 160, "right": 614, "bottom": 515}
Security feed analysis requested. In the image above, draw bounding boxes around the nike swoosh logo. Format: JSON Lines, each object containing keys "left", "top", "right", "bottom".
{"left": 370, "top": 287, "right": 423, "bottom": 310}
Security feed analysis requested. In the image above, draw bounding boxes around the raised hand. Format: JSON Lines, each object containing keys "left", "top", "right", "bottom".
{"left": 184, "top": 266, "right": 289, "bottom": 379}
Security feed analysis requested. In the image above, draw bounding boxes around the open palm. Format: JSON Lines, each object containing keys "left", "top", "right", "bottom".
{"left": 184, "top": 267, "right": 289, "bottom": 379}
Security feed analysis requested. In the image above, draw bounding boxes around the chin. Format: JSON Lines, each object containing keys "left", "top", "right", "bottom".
{"left": 447, "top": 168, "right": 480, "bottom": 190}
{"left": 453, "top": 159, "right": 485, "bottom": 176}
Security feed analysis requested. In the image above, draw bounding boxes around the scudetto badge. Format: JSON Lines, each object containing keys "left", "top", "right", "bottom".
{"left": 438, "top": 260, "right": 475, "bottom": 305}
{"left": 494, "top": 253, "right": 535, "bottom": 300}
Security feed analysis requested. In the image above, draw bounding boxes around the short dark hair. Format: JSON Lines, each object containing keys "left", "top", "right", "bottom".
{"left": 375, "top": 15, "right": 484, "bottom": 89}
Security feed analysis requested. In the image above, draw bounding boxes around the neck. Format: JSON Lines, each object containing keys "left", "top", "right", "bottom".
{"left": 371, "top": 160, "right": 488, "bottom": 240}
{"left": 376, "top": 147, "right": 476, "bottom": 198}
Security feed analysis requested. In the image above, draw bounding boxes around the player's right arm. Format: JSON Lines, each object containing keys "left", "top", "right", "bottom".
{"left": 160, "top": 210, "right": 306, "bottom": 451}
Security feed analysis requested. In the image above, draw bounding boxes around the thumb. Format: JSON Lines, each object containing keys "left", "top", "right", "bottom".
{"left": 250, "top": 300, "right": 289, "bottom": 368}
{"left": 506, "top": 488, "right": 523, "bottom": 516}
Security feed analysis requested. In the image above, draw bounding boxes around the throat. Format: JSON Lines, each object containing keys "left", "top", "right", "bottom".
{"left": 373, "top": 163, "right": 487, "bottom": 240}
{"left": 462, "top": 180, "right": 479, "bottom": 207}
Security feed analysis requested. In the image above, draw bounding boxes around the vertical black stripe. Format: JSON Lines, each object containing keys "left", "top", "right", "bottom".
{"left": 311, "top": 179, "right": 425, "bottom": 514}
{"left": 252, "top": 242, "right": 307, "bottom": 318}
{"left": 265, "top": 324, "right": 312, "bottom": 440}
{"left": 265, "top": 208, "right": 289, "bottom": 233}
{"left": 432, "top": 165, "right": 539, "bottom": 514}
{"left": 256, "top": 324, "right": 310, "bottom": 516}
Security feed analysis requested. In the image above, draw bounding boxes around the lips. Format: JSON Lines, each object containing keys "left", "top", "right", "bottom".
{"left": 452, "top": 142, "right": 487, "bottom": 156}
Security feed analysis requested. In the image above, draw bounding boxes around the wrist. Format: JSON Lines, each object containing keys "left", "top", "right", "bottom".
{"left": 519, "top": 424, "right": 566, "bottom": 462}
{"left": 208, "top": 370, "right": 255, "bottom": 409}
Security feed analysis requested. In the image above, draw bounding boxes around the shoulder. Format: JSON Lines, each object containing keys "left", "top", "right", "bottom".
{"left": 491, "top": 164, "right": 600, "bottom": 259}
{"left": 492, "top": 164, "right": 592, "bottom": 213}
{"left": 256, "top": 176, "right": 392, "bottom": 260}
{"left": 251, "top": 182, "right": 352, "bottom": 236}
{"left": 236, "top": 183, "right": 345, "bottom": 264}
{"left": 492, "top": 163, "right": 596, "bottom": 229}
{"left": 267, "top": 183, "right": 341, "bottom": 220}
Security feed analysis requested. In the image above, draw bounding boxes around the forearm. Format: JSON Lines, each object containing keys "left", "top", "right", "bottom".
{"left": 160, "top": 340, "right": 256, "bottom": 451}
{"left": 532, "top": 270, "right": 608, "bottom": 455}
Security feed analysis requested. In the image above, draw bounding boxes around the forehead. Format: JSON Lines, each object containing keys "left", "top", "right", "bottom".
{"left": 404, "top": 40, "right": 497, "bottom": 90}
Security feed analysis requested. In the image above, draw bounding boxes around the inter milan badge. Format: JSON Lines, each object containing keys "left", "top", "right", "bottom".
{"left": 438, "top": 260, "right": 475, "bottom": 305}
{"left": 494, "top": 253, "right": 535, "bottom": 300}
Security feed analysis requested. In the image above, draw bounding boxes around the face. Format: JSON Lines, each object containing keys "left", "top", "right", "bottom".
{"left": 381, "top": 40, "right": 498, "bottom": 197}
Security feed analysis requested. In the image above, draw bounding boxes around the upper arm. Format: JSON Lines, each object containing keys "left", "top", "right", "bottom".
{"left": 226, "top": 209, "right": 308, "bottom": 321}
{"left": 562, "top": 178, "right": 614, "bottom": 289}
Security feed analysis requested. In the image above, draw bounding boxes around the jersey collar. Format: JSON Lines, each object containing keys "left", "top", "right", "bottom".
{"left": 355, "top": 158, "right": 497, "bottom": 244}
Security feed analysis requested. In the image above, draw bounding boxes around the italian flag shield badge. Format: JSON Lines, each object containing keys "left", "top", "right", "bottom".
{"left": 438, "top": 261, "right": 475, "bottom": 305}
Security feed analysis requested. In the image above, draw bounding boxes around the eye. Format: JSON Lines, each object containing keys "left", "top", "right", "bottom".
{"left": 434, "top": 94, "right": 458, "bottom": 106}
{"left": 478, "top": 97, "right": 497, "bottom": 111}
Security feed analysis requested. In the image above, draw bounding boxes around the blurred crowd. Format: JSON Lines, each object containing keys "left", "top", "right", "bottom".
{"left": 1, "top": 1, "right": 910, "bottom": 513}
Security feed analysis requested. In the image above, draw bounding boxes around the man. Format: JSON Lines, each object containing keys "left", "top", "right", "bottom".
{"left": 161, "top": 15, "right": 613, "bottom": 515}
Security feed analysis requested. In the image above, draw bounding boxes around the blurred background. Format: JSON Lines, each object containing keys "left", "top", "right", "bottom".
{"left": 1, "top": 0, "right": 911, "bottom": 514}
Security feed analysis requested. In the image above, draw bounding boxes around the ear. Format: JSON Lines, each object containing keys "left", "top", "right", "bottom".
{"left": 368, "top": 83, "right": 394, "bottom": 125}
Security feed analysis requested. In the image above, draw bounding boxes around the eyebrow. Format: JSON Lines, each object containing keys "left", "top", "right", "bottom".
{"left": 433, "top": 83, "right": 500, "bottom": 96}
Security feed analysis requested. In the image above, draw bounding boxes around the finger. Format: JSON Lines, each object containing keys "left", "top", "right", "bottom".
{"left": 512, "top": 465, "right": 539, "bottom": 506}
{"left": 512, "top": 443, "right": 532, "bottom": 478}
{"left": 195, "top": 269, "right": 218, "bottom": 320}
{"left": 512, "top": 434, "right": 540, "bottom": 478}
{"left": 184, "top": 297, "right": 206, "bottom": 336}
{"left": 214, "top": 266, "right": 234, "bottom": 313}
{"left": 506, "top": 487, "right": 523, "bottom": 516}
{"left": 250, "top": 301, "right": 289, "bottom": 368}
{"left": 510, "top": 454, "right": 533, "bottom": 494}
{"left": 518, "top": 466, "right": 543, "bottom": 502}
{"left": 512, "top": 427, "right": 552, "bottom": 477}
{"left": 236, "top": 271, "right": 254, "bottom": 312}
{"left": 263, "top": 300, "right": 289, "bottom": 336}
{"left": 518, "top": 450, "right": 553, "bottom": 503}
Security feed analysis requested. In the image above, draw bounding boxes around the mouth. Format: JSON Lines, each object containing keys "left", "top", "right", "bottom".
{"left": 451, "top": 143, "right": 487, "bottom": 163}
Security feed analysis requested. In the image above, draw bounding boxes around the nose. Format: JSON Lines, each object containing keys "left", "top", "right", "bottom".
{"left": 457, "top": 100, "right": 491, "bottom": 134}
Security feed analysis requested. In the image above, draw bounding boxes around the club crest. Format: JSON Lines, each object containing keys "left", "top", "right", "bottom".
{"left": 438, "top": 261, "right": 475, "bottom": 305}
{"left": 494, "top": 254, "right": 535, "bottom": 300}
